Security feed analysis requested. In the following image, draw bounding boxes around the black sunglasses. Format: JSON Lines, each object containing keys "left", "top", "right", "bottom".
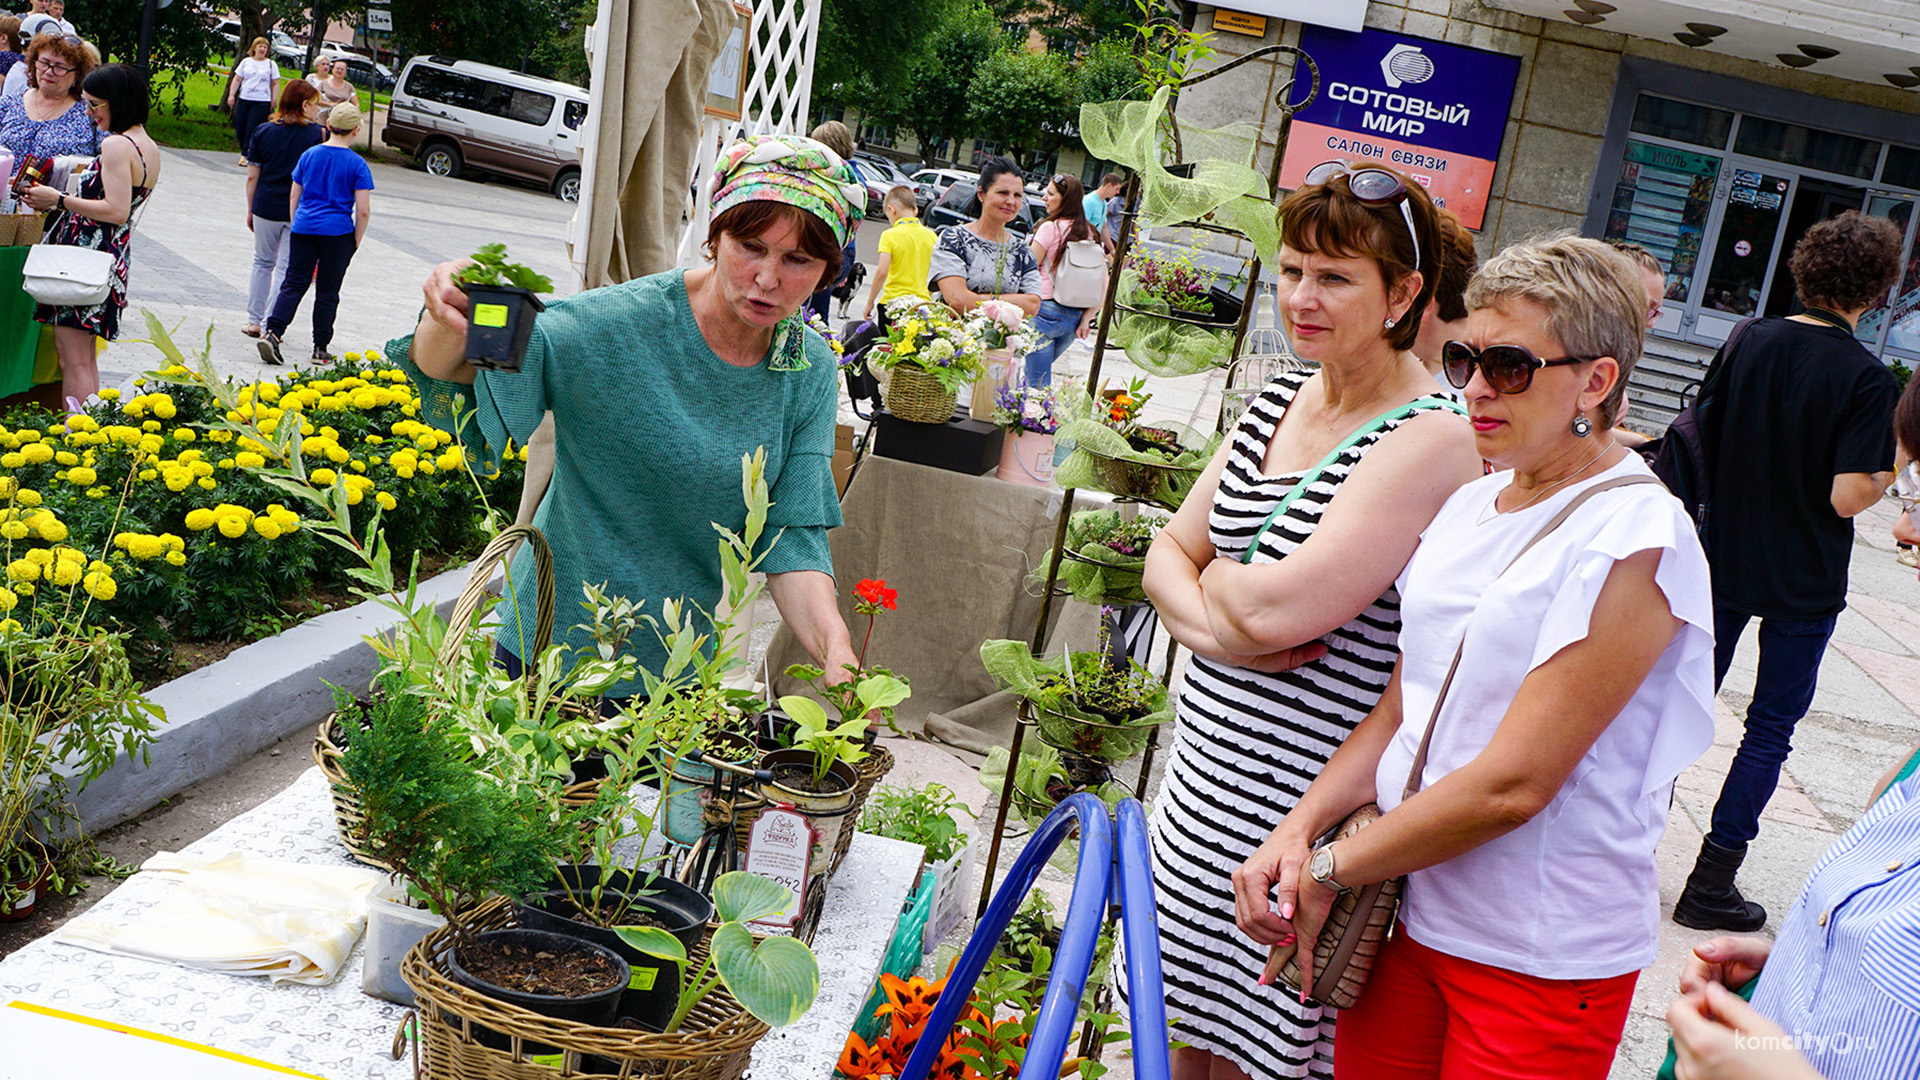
{"left": 1441, "top": 341, "right": 1591, "bottom": 394}
{"left": 1303, "top": 160, "right": 1422, "bottom": 271}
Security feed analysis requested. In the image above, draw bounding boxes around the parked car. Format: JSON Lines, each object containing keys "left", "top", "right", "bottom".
{"left": 383, "top": 56, "right": 589, "bottom": 202}
{"left": 321, "top": 49, "right": 395, "bottom": 91}
{"left": 851, "top": 154, "right": 924, "bottom": 218}
{"left": 911, "top": 167, "right": 972, "bottom": 211}
{"left": 214, "top": 21, "right": 303, "bottom": 66}
{"left": 925, "top": 179, "right": 1037, "bottom": 235}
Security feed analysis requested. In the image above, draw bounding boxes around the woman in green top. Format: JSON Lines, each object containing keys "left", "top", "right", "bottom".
{"left": 389, "top": 134, "right": 870, "bottom": 694}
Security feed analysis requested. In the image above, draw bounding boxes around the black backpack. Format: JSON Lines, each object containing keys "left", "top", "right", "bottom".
{"left": 1642, "top": 319, "right": 1750, "bottom": 554}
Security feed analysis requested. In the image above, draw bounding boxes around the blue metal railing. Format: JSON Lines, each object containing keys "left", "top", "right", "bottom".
{"left": 897, "top": 792, "right": 1169, "bottom": 1080}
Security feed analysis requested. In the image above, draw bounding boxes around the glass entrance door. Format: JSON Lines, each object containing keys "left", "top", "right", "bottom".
{"left": 1856, "top": 193, "right": 1920, "bottom": 356}
{"left": 1688, "top": 164, "right": 1795, "bottom": 346}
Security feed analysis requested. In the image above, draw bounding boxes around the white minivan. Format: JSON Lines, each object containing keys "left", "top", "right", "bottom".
{"left": 383, "top": 56, "right": 589, "bottom": 202}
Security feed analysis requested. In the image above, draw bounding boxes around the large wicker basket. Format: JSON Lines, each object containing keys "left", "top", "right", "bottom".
{"left": 883, "top": 365, "right": 958, "bottom": 424}
{"left": 402, "top": 898, "right": 770, "bottom": 1080}
{"left": 317, "top": 526, "right": 606, "bottom": 869}
{"left": 0, "top": 211, "right": 45, "bottom": 246}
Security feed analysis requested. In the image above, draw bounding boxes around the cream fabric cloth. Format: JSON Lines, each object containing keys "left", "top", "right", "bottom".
{"left": 56, "top": 852, "right": 384, "bottom": 985}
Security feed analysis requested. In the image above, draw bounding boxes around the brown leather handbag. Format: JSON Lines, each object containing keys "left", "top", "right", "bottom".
{"left": 1274, "top": 475, "right": 1657, "bottom": 1009}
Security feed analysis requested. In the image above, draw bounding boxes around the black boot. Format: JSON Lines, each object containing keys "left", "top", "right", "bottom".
{"left": 1673, "top": 838, "right": 1767, "bottom": 931}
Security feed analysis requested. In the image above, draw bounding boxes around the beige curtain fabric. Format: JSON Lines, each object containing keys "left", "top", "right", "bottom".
{"left": 578, "top": 0, "right": 738, "bottom": 289}
{"left": 525, "top": 0, "right": 737, "bottom": 524}
{"left": 765, "top": 456, "right": 1093, "bottom": 761}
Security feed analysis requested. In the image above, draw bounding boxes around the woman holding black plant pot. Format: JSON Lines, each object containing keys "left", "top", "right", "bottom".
{"left": 1128, "top": 164, "right": 1480, "bottom": 1080}
{"left": 392, "top": 134, "right": 865, "bottom": 699}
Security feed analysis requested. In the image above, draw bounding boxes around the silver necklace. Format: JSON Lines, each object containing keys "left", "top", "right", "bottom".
{"left": 1477, "top": 444, "right": 1613, "bottom": 525}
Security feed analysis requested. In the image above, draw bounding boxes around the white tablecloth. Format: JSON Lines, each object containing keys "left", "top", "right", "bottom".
{"left": 0, "top": 767, "right": 918, "bottom": 1080}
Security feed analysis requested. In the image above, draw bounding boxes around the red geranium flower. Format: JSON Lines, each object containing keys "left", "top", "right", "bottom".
{"left": 856, "top": 578, "right": 898, "bottom": 611}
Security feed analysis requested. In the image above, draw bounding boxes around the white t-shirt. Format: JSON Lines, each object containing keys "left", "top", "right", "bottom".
{"left": 234, "top": 57, "right": 278, "bottom": 102}
{"left": 1, "top": 62, "right": 25, "bottom": 102}
{"left": 1376, "top": 454, "right": 1715, "bottom": 980}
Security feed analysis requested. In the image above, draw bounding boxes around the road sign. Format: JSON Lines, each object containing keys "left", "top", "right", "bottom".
{"left": 367, "top": 9, "right": 391, "bottom": 30}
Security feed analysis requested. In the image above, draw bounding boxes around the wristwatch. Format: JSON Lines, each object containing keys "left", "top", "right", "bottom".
{"left": 55, "top": 193, "right": 65, "bottom": 210}
{"left": 1307, "top": 843, "right": 1350, "bottom": 895}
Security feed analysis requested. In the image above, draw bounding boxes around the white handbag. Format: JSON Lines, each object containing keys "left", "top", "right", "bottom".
{"left": 22, "top": 243, "right": 112, "bottom": 306}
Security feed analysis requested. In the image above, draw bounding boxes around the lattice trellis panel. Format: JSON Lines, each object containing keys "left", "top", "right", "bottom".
{"left": 676, "top": 0, "right": 824, "bottom": 265}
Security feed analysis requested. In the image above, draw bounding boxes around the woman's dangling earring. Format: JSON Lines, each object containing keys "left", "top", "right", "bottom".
{"left": 1571, "top": 413, "right": 1593, "bottom": 438}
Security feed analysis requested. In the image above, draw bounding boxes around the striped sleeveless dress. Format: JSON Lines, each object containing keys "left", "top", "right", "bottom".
{"left": 1140, "top": 370, "right": 1460, "bottom": 1079}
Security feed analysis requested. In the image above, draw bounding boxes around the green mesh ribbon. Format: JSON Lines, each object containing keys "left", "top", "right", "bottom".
{"left": 1080, "top": 88, "right": 1281, "bottom": 259}
{"left": 1033, "top": 509, "right": 1157, "bottom": 606}
{"left": 979, "top": 638, "right": 1172, "bottom": 764}
{"left": 1109, "top": 264, "right": 1240, "bottom": 376}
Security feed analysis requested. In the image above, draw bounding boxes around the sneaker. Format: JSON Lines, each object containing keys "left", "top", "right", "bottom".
{"left": 257, "top": 330, "right": 285, "bottom": 366}
{"left": 311, "top": 347, "right": 334, "bottom": 363}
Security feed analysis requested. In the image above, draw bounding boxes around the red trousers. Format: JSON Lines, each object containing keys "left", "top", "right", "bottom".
{"left": 1335, "top": 924, "right": 1637, "bottom": 1080}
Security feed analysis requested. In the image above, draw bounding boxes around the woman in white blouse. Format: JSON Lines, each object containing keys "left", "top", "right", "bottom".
{"left": 1233, "top": 235, "right": 1715, "bottom": 1079}
{"left": 225, "top": 37, "right": 277, "bottom": 167}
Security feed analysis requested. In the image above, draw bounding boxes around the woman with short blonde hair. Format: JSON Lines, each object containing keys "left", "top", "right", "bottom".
{"left": 226, "top": 36, "right": 278, "bottom": 166}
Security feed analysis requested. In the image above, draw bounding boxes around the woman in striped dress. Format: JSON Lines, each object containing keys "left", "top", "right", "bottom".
{"left": 1134, "top": 168, "right": 1481, "bottom": 1080}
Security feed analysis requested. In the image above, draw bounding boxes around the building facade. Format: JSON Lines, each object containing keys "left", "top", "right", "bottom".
{"left": 1182, "top": 0, "right": 1920, "bottom": 425}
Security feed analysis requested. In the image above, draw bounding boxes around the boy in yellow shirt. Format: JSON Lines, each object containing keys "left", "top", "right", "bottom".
{"left": 862, "top": 185, "right": 935, "bottom": 326}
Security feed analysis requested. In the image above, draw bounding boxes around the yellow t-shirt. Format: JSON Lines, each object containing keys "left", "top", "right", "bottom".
{"left": 877, "top": 219, "right": 936, "bottom": 304}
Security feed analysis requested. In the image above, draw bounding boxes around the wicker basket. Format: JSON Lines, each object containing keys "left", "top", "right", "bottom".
{"left": 0, "top": 211, "right": 45, "bottom": 247}
{"left": 1091, "top": 448, "right": 1193, "bottom": 502}
{"left": 884, "top": 365, "right": 958, "bottom": 424}
{"left": 317, "top": 526, "right": 606, "bottom": 869}
{"left": 403, "top": 899, "right": 770, "bottom": 1080}
{"left": 1032, "top": 705, "right": 1159, "bottom": 763}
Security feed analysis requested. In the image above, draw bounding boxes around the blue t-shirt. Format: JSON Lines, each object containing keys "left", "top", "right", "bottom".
{"left": 289, "top": 143, "right": 374, "bottom": 236}
{"left": 1082, "top": 191, "right": 1106, "bottom": 229}
{"left": 246, "top": 120, "right": 326, "bottom": 222}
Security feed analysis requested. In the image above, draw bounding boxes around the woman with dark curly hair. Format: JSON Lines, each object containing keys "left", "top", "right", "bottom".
{"left": 1671, "top": 209, "right": 1904, "bottom": 933}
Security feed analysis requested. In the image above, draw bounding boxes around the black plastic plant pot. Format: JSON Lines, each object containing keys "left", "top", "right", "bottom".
{"left": 463, "top": 284, "right": 545, "bottom": 372}
{"left": 445, "top": 928, "right": 628, "bottom": 1053}
{"left": 516, "top": 870, "right": 715, "bottom": 1031}
{"left": 754, "top": 706, "right": 798, "bottom": 754}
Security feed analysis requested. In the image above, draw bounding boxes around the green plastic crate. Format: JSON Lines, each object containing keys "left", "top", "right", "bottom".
{"left": 850, "top": 867, "right": 937, "bottom": 1046}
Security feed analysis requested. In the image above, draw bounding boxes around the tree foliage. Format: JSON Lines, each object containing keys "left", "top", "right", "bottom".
{"left": 390, "top": 0, "right": 559, "bottom": 71}
{"left": 816, "top": 0, "right": 960, "bottom": 114}
{"left": 892, "top": 2, "right": 1007, "bottom": 159}
{"left": 1077, "top": 37, "right": 1144, "bottom": 106}
{"left": 967, "top": 46, "right": 1077, "bottom": 159}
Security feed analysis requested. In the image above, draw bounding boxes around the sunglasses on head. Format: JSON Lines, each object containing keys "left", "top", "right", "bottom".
{"left": 1441, "top": 341, "right": 1591, "bottom": 394}
{"left": 1303, "top": 161, "right": 1423, "bottom": 274}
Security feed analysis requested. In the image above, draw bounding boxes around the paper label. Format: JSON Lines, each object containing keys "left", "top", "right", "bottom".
{"left": 472, "top": 303, "right": 509, "bottom": 328}
{"left": 628, "top": 967, "right": 658, "bottom": 991}
{"left": 742, "top": 805, "right": 813, "bottom": 932}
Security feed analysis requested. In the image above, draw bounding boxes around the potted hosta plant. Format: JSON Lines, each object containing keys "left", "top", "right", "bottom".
{"left": 870, "top": 297, "right": 987, "bottom": 423}
{"left": 0, "top": 616, "right": 161, "bottom": 922}
{"left": 1034, "top": 509, "right": 1166, "bottom": 606}
{"left": 765, "top": 691, "right": 874, "bottom": 883}
{"left": 991, "top": 381, "right": 1063, "bottom": 487}
{"left": 454, "top": 242, "right": 555, "bottom": 372}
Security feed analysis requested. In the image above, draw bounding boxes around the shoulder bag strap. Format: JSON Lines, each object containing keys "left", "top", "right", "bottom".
{"left": 1400, "top": 474, "right": 1660, "bottom": 799}
{"left": 1240, "top": 395, "right": 1467, "bottom": 564}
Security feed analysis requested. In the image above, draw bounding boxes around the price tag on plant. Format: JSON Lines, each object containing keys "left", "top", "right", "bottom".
{"left": 741, "top": 806, "right": 815, "bottom": 933}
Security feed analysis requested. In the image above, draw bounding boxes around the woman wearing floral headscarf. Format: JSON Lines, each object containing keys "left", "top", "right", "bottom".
{"left": 390, "top": 134, "right": 866, "bottom": 690}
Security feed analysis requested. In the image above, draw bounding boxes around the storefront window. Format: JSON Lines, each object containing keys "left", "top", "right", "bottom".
{"left": 1883, "top": 146, "right": 1920, "bottom": 192}
{"left": 1733, "top": 118, "right": 1881, "bottom": 180}
{"left": 1853, "top": 197, "right": 1912, "bottom": 345}
{"left": 1701, "top": 168, "right": 1792, "bottom": 316}
{"left": 1630, "top": 95, "right": 1733, "bottom": 150}
{"left": 1605, "top": 140, "right": 1719, "bottom": 305}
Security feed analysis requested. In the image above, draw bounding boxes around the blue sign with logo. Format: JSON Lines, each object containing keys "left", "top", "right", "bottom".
{"left": 1294, "top": 25, "right": 1519, "bottom": 160}
{"left": 1280, "top": 26, "right": 1523, "bottom": 228}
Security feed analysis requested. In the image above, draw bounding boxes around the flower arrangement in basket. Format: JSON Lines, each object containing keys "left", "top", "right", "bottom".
{"left": 979, "top": 625, "right": 1173, "bottom": 766}
{"left": 965, "top": 297, "right": 1038, "bottom": 357}
{"left": 1033, "top": 509, "right": 1166, "bottom": 606}
{"left": 1110, "top": 248, "right": 1240, "bottom": 377}
{"left": 869, "top": 299, "right": 987, "bottom": 423}
{"left": 1051, "top": 380, "right": 1217, "bottom": 510}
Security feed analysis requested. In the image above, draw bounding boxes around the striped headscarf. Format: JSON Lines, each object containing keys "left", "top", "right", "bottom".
{"left": 710, "top": 134, "right": 864, "bottom": 248}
